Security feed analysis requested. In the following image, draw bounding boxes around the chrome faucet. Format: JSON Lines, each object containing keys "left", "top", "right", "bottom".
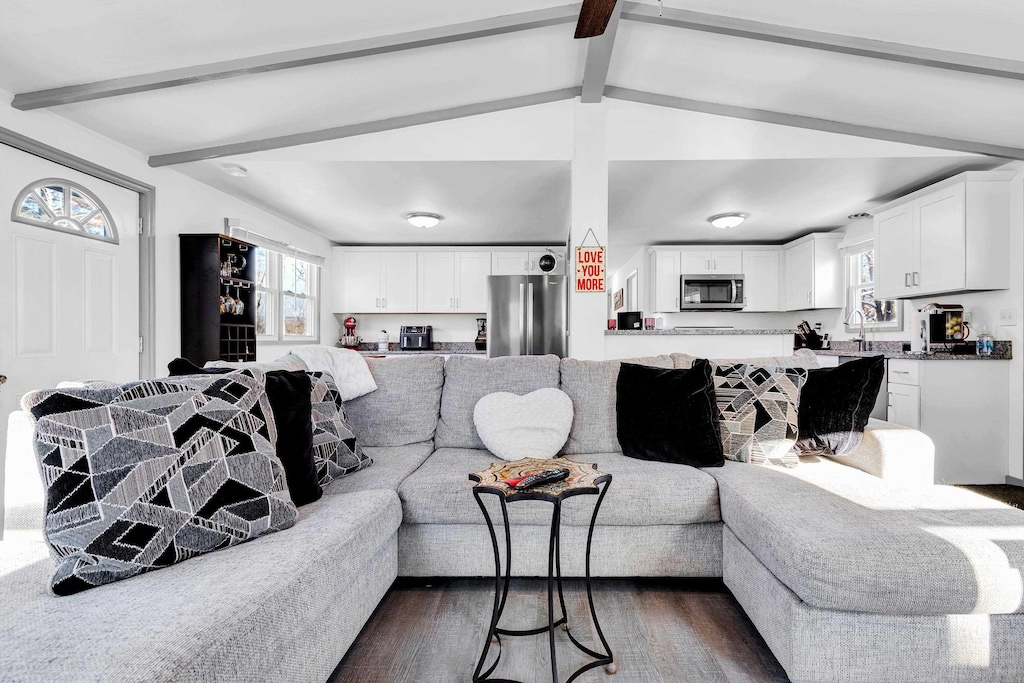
{"left": 844, "top": 309, "right": 866, "bottom": 352}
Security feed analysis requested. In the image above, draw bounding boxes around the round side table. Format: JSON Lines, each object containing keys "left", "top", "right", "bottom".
{"left": 468, "top": 458, "right": 615, "bottom": 683}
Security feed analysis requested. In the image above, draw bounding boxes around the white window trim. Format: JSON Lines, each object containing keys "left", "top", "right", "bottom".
{"left": 255, "top": 248, "right": 321, "bottom": 344}
{"left": 844, "top": 241, "right": 904, "bottom": 332}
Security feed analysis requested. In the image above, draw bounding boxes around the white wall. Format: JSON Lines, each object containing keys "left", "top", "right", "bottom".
{"left": 0, "top": 90, "right": 338, "bottom": 373}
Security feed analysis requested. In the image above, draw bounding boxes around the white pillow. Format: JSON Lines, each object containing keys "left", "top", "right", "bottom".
{"left": 473, "top": 388, "right": 574, "bottom": 461}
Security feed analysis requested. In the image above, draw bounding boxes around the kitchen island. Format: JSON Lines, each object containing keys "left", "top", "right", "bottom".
{"left": 605, "top": 328, "right": 797, "bottom": 360}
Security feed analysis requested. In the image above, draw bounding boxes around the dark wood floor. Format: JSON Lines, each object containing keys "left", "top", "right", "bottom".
{"left": 330, "top": 578, "right": 789, "bottom": 683}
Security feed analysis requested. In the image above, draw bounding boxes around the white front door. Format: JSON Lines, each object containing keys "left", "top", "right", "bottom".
{"left": 0, "top": 143, "right": 140, "bottom": 460}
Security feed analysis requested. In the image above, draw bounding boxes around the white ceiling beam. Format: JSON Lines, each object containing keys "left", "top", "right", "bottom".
{"left": 579, "top": 0, "right": 623, "bottom": 103}
{"left": 620, "top": 2, "right": 1024, "bottom": 81}
{"left": 148, "top": 88, "right": 583, "bottom": 167}
{"left": 604, "top": 86, "right": 1024, "bottom": 159}
{"left": 11, "top": 5, "right": 580, "bottom": 111}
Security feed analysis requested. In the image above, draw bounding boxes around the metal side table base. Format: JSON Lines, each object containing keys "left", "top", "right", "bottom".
{"left": 468, "top": 459, "right": 614, "bottom": 683}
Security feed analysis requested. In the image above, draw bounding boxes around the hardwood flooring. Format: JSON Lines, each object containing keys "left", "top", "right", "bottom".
{"left": 330, "top": 578, "right": 789, "bottom": 683}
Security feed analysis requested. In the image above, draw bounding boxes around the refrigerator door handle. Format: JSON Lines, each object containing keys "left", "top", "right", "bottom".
{"left": 527, "top": 282, "right": 535, "bottom": 355}
{"left": 519, "top": 283, "right": 527, "bottom": 355}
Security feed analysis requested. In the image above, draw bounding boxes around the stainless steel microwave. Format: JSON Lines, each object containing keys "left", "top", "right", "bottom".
{"left": 680, "top": 274, "right": 745, "bottom": 310}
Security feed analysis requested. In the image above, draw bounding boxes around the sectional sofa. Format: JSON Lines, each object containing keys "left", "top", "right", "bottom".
{"left": 3, "top": 351, "right": 1023, "bottom": 683}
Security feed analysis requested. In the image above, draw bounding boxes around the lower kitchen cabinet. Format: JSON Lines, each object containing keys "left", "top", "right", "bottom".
{"left": 887, "top": 359, "right": 1008, "bottom": 484}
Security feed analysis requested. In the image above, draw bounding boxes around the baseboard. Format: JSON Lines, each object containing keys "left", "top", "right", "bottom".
{"left": 1006, "top": 475, "right": 1024, "bottom": 487}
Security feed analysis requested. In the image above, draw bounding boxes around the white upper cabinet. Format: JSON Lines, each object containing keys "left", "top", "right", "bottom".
{"left": 680, "top": 249, "right": 742, "bottom": 275}
{"left": 783, "top": 233, "right": 843, "bottom": 311}
{"left": 340, "top": 250, "right": 382, "bottom": 312}
{"left": 741, "top": 250, "right": 779, "bottom": 312}
{"left": 491, "top": 250, "right": 565, "bottom": 275}
{"left": 455, "top": 252, "right": 491, "bottom": 313}
{"left": 874, "top": 172, "right": 1011, "bottom": 299}
{"left": 529, "top": 250, "right": 566, "bottom": 275}
{"left": 417, "top": 252, "right": 456, "bottom": 312}
{"left": 650, "top": 249, "right": 682, "bottom": 312}
{"left": 380, "top": 252, "right": 418, "bottom": 313}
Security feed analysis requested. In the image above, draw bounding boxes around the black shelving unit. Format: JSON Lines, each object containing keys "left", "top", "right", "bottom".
{"left": 180, "top": 233, "right": 258, "bottom": 365}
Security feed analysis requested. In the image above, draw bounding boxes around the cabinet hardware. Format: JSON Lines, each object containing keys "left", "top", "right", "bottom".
{"left": 905, "top": 273, "right": 911, "bottom": 287}
{"left": 376, "top": 298, "right": 380, "bottom": 308}
{"left": 713, "top": 259, "right": 717, "bottom": 270}
{"left": 382, "top": 298, "right": 386, "bottom": 309}
{"left": 449, "top": 298, "right": 453, "bottom": 309}
{"left": 706, "top": 259, "right": 710, "bottom": 270}
{"left": 913, "top": 271, "right": 920, "bottom": 286}
{"left": 806, "top": 291, "right": 811, "bottom": 304}
{"left": 456, "top": 298, "right": 460, "bottom": 309}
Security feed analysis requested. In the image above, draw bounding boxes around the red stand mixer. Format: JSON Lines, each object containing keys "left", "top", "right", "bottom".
{"left": 340, "top": 316, "right": 362, "bottom": 348}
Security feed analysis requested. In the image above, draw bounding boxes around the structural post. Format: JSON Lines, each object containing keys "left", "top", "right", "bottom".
{"left": 568, "top": 100, "right": 609, "bottom": 360}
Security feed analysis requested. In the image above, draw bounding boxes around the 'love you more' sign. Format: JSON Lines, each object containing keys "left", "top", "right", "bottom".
{"left": 575, "top": 246, "right": 605, "bottom": 292}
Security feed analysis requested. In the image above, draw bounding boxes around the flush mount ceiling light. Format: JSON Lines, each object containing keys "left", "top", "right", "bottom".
{"left": 405, "top": 212, "right": 443, "bottom": 228}
{"left": 707, "top": 212, "right": 748, "bottom": 230}
{"left": 847, "top": 212, "right": 872, "bottom": 220}
{"left": 219, "top": 163, "right": 248, "bottom": 177}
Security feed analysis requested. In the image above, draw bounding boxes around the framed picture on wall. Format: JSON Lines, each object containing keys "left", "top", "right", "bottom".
{"left": 613, "top": 288, "right": 624, "bottom": 310}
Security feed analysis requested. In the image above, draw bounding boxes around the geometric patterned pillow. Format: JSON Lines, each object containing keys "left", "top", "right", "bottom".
{"left": 308, "top": 372, "right": 373, "bottom": 486}
{"left": 21, "top": 369, "right": 297, "bottom": 596}
{"left": 712, "top": 364, "right": 808, "bottom": 468}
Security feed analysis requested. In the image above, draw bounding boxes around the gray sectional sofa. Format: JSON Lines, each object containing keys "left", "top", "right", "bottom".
{"left": 3, "top": 351, "right": 1023, "bottom": 683}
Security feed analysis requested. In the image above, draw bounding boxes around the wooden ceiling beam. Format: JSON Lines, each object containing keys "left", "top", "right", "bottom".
{"left": 11, "top": 5, "right": 580, "bottom": 110}
{"left": 579, "top": 0, "right": 623, "bottom": 103}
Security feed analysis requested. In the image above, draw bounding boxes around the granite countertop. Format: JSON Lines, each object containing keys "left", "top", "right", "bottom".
{"left": 607, "top": 328, "right": 797, "bottom": 336}
{"left": 810, "top": 340, "right": 1011, "bottom": 361}
{"left": 343, "top": 341, "right": 485, "bottom": 356}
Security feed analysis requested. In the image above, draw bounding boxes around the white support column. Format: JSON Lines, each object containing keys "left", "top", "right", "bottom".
{"left": 568, "top": 100, "right": 609, "bottom": 360}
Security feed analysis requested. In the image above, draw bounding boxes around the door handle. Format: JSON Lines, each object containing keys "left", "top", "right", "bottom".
{"left": 519, "top": 283, "right": 527, "bottom": 355}
{"left": 913, "top": 272, "right": 920, "bottom": 286}
{"left": 887, "top": 391, "right": 893, "bottom": 409}
{"left": 706, "top": 259, "right": 710, "bottom": 271}
{"left": 527, "top": 283, "right": 535, "bottom": 355}
{"left": 806, "top": 291, "right": 811, "bottom": 304}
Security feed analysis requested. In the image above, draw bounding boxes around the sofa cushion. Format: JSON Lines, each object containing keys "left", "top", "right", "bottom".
{"left": 672, "top": 349, "right": 820, "bottom": 370}
{"left": 435, "top": 355, "right": 561, "bottom": 450}
{"left": 344, "top": 355, "right": 445, "bottom": 447}
{"left": 398, "top": 448, "right": 721, "bottom": 527}
{"left": 323, "top": 442, "right": 434, "bottom": 495}
{"left": 710, "top": 458, "right": 1024, "bottom": 615}
{"left": 559, "top": 355, "right": 673, "bottom": 455}
{"left": 22, "top": 371, "right": 298, "bottom": 596}
{"left": 0, "top": 490, "right": 401, "bottom": 682}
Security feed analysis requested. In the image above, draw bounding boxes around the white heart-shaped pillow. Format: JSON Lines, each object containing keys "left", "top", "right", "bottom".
{"left": 473, "top": 388, "right": 574, "bottom": 461}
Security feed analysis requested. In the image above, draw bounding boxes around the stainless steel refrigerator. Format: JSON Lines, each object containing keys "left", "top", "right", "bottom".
{"left": 486, "top": 275, "right": 567, "bottom": 358}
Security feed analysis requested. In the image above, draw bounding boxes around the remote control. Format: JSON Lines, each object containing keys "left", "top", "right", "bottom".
{"left": 506, "top": 468, "right": 570, "bottom": 490}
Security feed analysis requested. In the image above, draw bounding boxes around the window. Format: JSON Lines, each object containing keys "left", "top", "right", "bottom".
{"left": 255, "top": 248, "right": 320, "bottom": 342}
{"left": 846, "top": 246, "right": 902, "bottom": 331}
{"left": 12, "top": 178, "right": 118, "bottom": 243}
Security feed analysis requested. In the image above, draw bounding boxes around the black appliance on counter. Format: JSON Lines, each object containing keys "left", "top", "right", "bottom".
{"left": 617, "top": 311, "right": 643, "bottom": 330}
{"left": 400, "top": 325, "right": 433, "bottom": 350}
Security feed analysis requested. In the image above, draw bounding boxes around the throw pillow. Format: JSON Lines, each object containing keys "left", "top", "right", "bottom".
{"left": 712, "top": 363, "right": 808, "bottom": 467}
{"left": 795, "top": 355, "right": 886, "bottom": 456}
{"left": 308, "top": 372, "right": 373, "bottom": 485}
{"left": 473, "top": 388, "right": 574, "bottom": 461}
{"left": 167, "top": 360, "right": 322, "bottom": 506}
{"left": 22, "top": 370, "right": 297, "bottom": 596}
{"left": 615, "top": 360, "right": 724, "bottom": 467}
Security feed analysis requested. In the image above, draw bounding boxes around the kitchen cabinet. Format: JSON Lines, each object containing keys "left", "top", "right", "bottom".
{"left": 783, "top": 233, "right": 843, "bottom": 311}
{"left": 418, "top": 251, "right": 491, "bottom": 313}
{"left": 339, "top": 250, "right": 417, "bottom": 313}
{"left": 886, "top": 358, "right": 1008, "bottom": 484}
{"left": 741, "top": 250, "right": 780, "bottom": 312}
{"left": 491, "top": 250, "right": 565, "bottom": 276}
{"left": 651, "top": 249, "right": 682, "bottom": 312}
{"left": 680, "top": 249, "right": 742, "bottom": 275}
{"left": 874, "top": 172, "right": 1012, "bottom": 300}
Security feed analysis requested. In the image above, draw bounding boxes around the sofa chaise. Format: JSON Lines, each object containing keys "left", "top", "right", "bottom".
{"left": 2, "top": 350, "right": 1023, "bottom": 683}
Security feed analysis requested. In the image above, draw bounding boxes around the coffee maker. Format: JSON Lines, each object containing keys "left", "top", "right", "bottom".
{"left": 475, "top": 318, "right": 487, "bottom": 351}
{"left": 920, "top": 303, "right": 968, "bottom": 354}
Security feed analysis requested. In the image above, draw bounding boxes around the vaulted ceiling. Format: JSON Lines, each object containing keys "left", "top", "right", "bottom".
{"left": 1, "top": 0, "right": 1021, "bottom": 266}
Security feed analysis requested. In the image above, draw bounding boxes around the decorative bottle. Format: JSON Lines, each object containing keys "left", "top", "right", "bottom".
{"left": 977, "top": 326, "right": 994, "bottom": 356}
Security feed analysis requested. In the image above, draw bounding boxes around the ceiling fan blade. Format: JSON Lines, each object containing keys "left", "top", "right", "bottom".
{"left": 575, "top": 0, "right": 618, "bottom": 39}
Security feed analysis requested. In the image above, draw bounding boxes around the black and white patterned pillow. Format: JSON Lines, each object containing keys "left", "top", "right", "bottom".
{"left": 22, "top": 370, "right": 297, "bottom": 596}
{"left": 308, "top": 372, "right": 373, "bottom": 485}
{"left": 712, "top": 364, "right": 808, "bottom": 467}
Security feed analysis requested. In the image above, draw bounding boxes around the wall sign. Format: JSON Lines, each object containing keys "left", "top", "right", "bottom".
{"left": 575, "top": 246, "right": 605, "bottom": 292}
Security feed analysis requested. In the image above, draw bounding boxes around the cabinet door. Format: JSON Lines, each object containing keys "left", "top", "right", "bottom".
{"left": 417, "top": 252, "right": 455, "bottom": 313}
{"left": 711, "top": 250, "right": 743, "bottom": 274}
{"left": 783, "top": 241, "right": 814, "bottom": 310}
{"left": 381, "top": 252, "right": 418, "bottom": 312}
{"left": 874, "top": 203, "right": 916, "bottom": 299}
{"left": 455, "top": 252, "right": 491, "bottom": 312}
{"left": 741, "top": 250, "right": 779, "bottom": 311}
{"left": 916, "top": 183, "right": 966, "bottom": 295}
{"left": 652, "top": 250, "right": 681, "bottom": 312}
{"left": 528, "top": 250, "right": 566, "bottom": 275}
{"left": 492, "top": 251, "right": 529, "bottom": 275}
{"left": 343, "top": 251, "right": 382, "bottom": 312}
{"left": 887, "top": 382, "right": 921, "bottom": 429}
{"left": 680, "top": 249, "right": 713, "bottom": 275}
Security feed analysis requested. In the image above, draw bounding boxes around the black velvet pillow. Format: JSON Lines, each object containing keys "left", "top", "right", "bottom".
{"left": 615, "top": 360, "right": 724, "bottom": 467}
{"left": 795, "top": 355, "right": 885, "bottom": 456}
{"left": 167, "top": 360, "right": 321, "bottom": 505}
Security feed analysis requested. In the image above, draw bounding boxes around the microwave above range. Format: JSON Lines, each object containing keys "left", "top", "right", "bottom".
{"left": 680, "top": 274, "right": 745, "bottom": 311}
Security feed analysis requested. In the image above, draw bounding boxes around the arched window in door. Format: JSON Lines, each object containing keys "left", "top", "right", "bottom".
{"left": 11, "top": 178, "right": 119, "bottom": 244}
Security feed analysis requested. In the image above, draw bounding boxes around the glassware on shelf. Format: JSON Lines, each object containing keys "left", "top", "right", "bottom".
{"left": 222, "top": 284, "right": 235, "bottom": 315}
{"left": 233, "top": 286, "right": 245, "bottom": 316}
{"left": 232, "top": 255, "right": 246, "bottom": 277}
